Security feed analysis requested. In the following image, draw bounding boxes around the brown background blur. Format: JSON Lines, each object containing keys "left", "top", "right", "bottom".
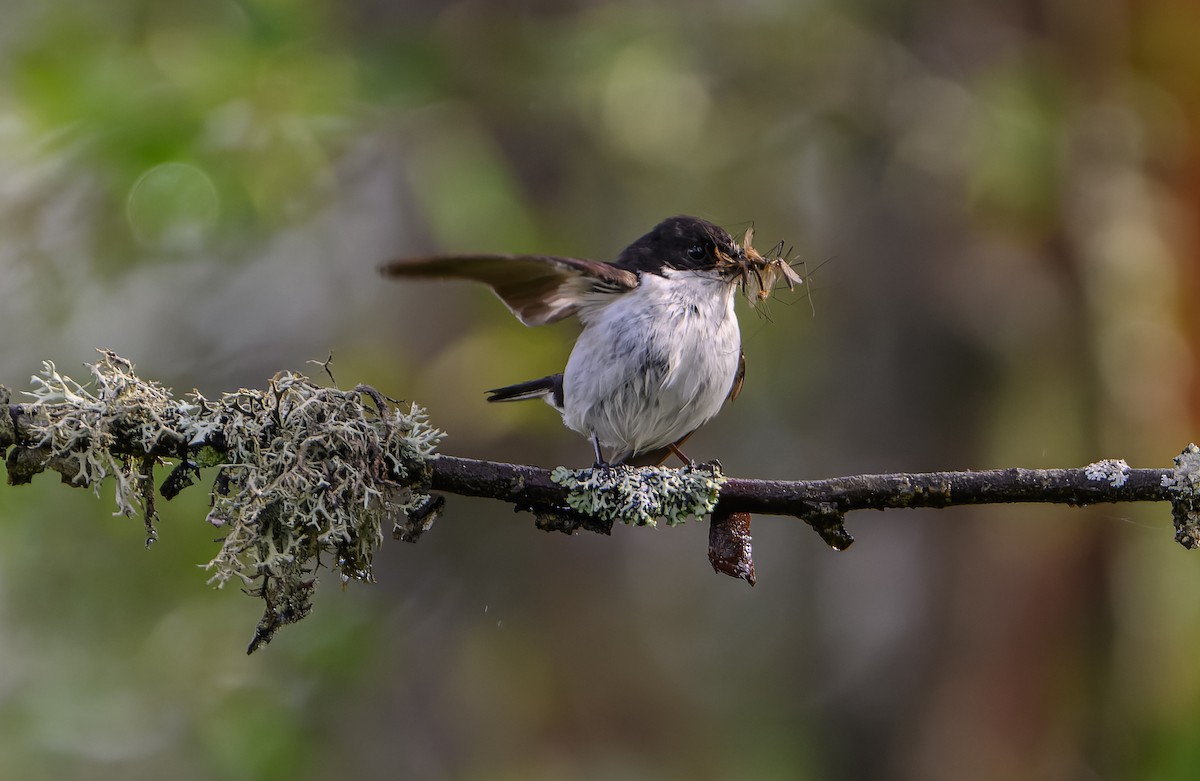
{"left": 1, "top": 1, "right": 1199, "bottom": 778}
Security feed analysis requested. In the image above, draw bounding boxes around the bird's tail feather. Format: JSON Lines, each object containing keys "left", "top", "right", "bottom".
{"left": 486, "top": 374, "right": 564, "bottom": 409}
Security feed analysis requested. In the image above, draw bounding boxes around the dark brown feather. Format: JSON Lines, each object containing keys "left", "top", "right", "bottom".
{"left": 378, "top": 254, "right": 638, "bottom": 326}
{"left": 728, "top": 350, "right": 746, "bottom": 402}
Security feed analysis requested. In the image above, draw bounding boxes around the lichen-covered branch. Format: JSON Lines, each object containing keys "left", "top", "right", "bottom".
{"left": 1, "top": 352, "right": 1194, "bottom": 651}
{"left": 429, "top": 455, "right": 1171, "bottom": 509}
{"left": 426, "top": 455, "right": 1174, "bottom": 544}
{"left": 2, "top": 352, "right": 443, "bottom": 653}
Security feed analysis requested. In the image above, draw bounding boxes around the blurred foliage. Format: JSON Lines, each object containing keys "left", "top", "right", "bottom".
{"left": 2, "top": 0, "right": 1200, "bottom": 779}
{"left": 9, "top": 1, "right": 357, "bottom": 258}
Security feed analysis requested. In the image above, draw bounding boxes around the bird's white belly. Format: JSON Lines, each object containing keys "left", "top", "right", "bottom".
{"left": 561, "top": 270, "right": 740, "bottom": 460}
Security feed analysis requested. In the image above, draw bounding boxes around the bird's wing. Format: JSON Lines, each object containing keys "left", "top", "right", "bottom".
{"left": 728, "top": 350, "right": 746, "bottom": 402}
{"left": 378, "top": 254, "right": 639, "bottom": 326}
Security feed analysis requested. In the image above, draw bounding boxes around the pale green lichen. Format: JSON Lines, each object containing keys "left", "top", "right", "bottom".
{"left": 17, "top": 350, "right": 444, "bottom": 651}
{"left": 23, "top": 351, "right": 193, "bottom": 540}
{"left": 200, "top": 374, "right": 443, "bottom": 585}
{"left": 549, "top": 462, "right": 725, "bottom": 528}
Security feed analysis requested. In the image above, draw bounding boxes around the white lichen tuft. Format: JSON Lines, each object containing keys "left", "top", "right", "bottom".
{"left": 549, "top": 462, "right": 725, "bottom": 527}
{"left": 1084, "top": 458, "right": 1130, "bottom": 488}
{"left": 17, "top": 350, "right": 444, "bottom": 650}
{"left": 1162, "top": 444, "right": 1200, "bottom": 549}
{"left": 1162, "top": 444, "right": 1200, "bottom": 492}
{"left": 199, "top": 374, "right": 443, "bottom": 591}
{"left": 23, "top": 351, "right": 194, "bottom": 532}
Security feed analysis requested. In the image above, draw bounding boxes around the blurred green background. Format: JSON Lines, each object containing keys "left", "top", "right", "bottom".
{"left": 1, "top": 0, "right": 1199, "bottom": 778}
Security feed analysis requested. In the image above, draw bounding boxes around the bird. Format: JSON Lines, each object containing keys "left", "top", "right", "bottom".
{"left": 379, "top": 215, "right": 796, "bottom": 466}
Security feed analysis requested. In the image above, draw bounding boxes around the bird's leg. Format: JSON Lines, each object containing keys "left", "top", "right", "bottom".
{"left": 666, "top": 442, "right": 693, "bottom": 465}
{"left": 590, "top": 432, "right": 610, "bottom": 469}
{"left": 666, "top": 431, "right": 697, "bottom": 465}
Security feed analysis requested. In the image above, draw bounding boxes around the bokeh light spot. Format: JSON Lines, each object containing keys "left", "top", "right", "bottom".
{"left": 126, "top": 161, "right": 220, "bottom": 252}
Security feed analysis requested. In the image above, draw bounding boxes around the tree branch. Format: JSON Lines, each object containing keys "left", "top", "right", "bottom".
{"left": 429, "top": 455, "right": 1171, "bottom": 520}
{"left": 2, "top": 353, "right": 1194, "bottom": 649}
{"left": 426, "top": 455, "right": 1177, "bottom": 557}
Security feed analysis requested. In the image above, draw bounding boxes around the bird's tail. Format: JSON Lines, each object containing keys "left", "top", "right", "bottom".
{"left": 486, "top": 373, "right": 564, "bottom": 410}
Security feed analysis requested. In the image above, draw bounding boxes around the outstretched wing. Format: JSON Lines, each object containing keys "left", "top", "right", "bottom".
{"left": 378, "top": 254, "right": 639, "bottom": 326}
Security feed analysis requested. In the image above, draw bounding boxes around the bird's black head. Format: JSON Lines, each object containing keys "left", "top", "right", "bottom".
{"left": 614, "top": 215, "right": 743, "bottom": 275}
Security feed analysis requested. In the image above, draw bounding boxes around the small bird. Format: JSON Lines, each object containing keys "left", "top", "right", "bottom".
{"left": 379, "top": 215, "right": 797, "bottom": 466}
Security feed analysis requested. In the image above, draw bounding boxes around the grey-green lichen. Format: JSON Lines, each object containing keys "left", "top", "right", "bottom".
{"left": 1162, "top": 443, "right": 1200, "bottom": 549}
{"left": 549, "top": 462, "right": 725, "bottom": 528}
{"left": 22, "top": 351, "right": 191, "bottom": 540}
{"left": 17, "top": 350, "right": 444, "bottom": 651}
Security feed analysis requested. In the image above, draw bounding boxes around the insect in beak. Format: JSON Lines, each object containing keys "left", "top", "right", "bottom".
{"left": 720, "top": 227, "right": 804, "bottom": 305}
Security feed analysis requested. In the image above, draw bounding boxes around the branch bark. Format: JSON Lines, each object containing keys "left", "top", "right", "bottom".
{"left": 1, "top": 366, "right": 1191, "bottom": 601}
{"left": 425, "top": 455, "right": 1180, "bottom": 583}
{"left": 2, "top": 396, "right": 1180, "bottom": 545}
{"left": 429, "top": 454, "right": 1171, "bottom": 519}
{"left": 8, "top": 355, "right": 1192, "bottom": 652}
{"left": 7, "top": 383, "right": 1171, "bottom": 532}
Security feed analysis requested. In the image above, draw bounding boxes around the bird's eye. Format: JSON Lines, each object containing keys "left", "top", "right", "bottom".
{"left": 687, "top": 244, "right": 707, "bottom": 261}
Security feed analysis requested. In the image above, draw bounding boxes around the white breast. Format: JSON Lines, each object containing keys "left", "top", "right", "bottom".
{"left": 560, "top": 269, "right": 741, "bottom": 462}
